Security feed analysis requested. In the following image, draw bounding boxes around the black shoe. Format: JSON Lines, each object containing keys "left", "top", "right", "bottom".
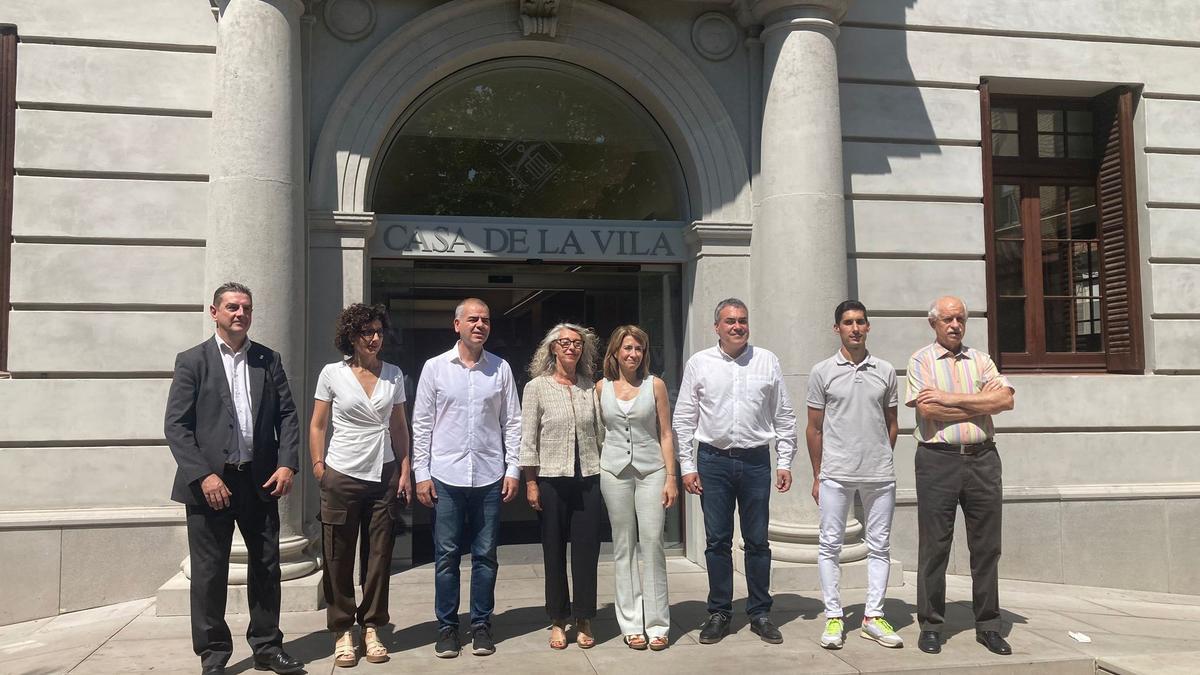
{"left": 435, "top": 626, "right": 461, "bottom": 658}
{"left": 471, "top": 624, "right": 495, "bottom": 656}
{"left": 976, "top": 630, "right": 1012, "bottom": 655}
{"left": 697, "top": 613, "right": 731, "bottom": 644}
{"left": 252, "top": 651, "right": 303, "bottom": 674}
{"left": 201, "top": 667, "right": 226, "bottom": 675}
{"left": 749, "top": 616, "right": 783, "bottom": 644}
{"left": 918, "top": 630, "right": 941, "bottom": 654}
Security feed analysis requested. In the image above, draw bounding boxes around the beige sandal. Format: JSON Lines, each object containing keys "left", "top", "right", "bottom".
{"left": 363, "top": 626, "right": 389, "bottom": 664}
{"left": 575, "top": 619, "right": 596, "bottom": 649}
{"left": 334, "top": 630, "right": 357, "bottom": 668}
{"left": 549, "top": 622, "right": 568, "bottom": 650}
{"left": 649, "top": 635, "right": 669, "bottom": 651}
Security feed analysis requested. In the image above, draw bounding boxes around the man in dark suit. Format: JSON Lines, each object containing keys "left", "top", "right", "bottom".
{"left": 165, "top": 282, "right": 304, "bottom": 675}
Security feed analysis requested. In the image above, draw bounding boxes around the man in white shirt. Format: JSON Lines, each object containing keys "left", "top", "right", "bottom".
{"left": 412, "top": 298, "right": 522, "bottom": 659}
{"left": 674, "top": 298, "right": 797, "bottom": 645}
{"left": 806, "top": 301, "right": 902, "bottom": 650}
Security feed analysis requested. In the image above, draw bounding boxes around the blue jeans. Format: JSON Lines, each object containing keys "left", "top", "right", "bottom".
{"left": 697, "top": 444, "right": 773, "bottom": 618}
{"left": 432, "top": 478, "right": 502, "bottom": 629}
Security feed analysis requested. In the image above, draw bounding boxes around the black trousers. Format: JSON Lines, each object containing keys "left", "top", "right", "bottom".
{"left": 185, "top": 466, "right": 283, "bottom": 669}
{"left": 915, "top": 444, "right": 1003, "bottom": 633}
{"left": 538, "top": 473, "right": 603, "bottom": 621}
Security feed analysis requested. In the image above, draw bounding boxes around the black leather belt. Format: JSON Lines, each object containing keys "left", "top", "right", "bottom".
{"left": 699, "top": 442, "right": 768, "bottom": 458}
{"left": 224, "top": 461, "right": 252, "bottom": 472}
{"left": 919, "top": 441, "right": 996, "bottom": 455}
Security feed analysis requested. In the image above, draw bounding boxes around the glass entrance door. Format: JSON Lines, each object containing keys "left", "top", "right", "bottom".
{"left": 372, "top": 259, "right": 683, "bottom": 565}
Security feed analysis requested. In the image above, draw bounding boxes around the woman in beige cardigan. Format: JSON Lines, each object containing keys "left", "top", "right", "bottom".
{"left": 520, "top": 322, "right": 604, "bottom": 650}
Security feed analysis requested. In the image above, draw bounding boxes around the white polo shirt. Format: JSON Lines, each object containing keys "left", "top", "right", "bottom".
{"left": 806, "top": 350, "right": 898, "bottom": 483}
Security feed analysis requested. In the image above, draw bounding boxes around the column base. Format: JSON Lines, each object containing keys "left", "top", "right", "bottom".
{"left": 154, "top": 570, "right": 325, "bottom": 617}
{"left": 769, "top": 558, "right": 904, "bottom": 593}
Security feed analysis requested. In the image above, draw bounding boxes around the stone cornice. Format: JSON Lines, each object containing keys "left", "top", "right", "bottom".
{"left": 307, "top": 210, "right": 376, "bottom": 249}
{"left": 686, "top": 221, "right": 752, "bottom": 255}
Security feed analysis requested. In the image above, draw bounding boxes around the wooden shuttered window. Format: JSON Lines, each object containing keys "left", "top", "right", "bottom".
{"left": 1093, "top": 87, "right": 1145, "bottom": 373}
{"left": 982, "top": 84, "right": 1145, "bottom": 373}
{"left": 0, "top": 26, "right": 15, "bottom": 373}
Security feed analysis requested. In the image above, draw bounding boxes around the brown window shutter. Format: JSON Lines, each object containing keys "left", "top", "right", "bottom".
{"left": 1092, "top": 87, "right": 1145, "bottom": 373}
{"left": 979, "top": 80, "right": 1002, "bottom": 363}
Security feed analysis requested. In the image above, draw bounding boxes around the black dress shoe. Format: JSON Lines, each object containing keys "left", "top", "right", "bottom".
{"left": 976, "top": 630, "right": 1012, "bottom": 655}
{"left": 253, "top": 651, "right": 304, "bottom": 674}
{"left": 749, "top": 616, "right": 783, "bottom": 644}
{"left": 201, "top": 667, "right": 226, "bottom": 675}
{"left": 918, "top": 630, "right": 941, "bottom": 654}
{"left": 698, "top": 613, "right": 731, "bottom": 644}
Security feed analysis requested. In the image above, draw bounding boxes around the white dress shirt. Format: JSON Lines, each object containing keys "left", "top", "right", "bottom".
{"left": 411, "top": 344, "right": 522, "bottom": 488}
{"left": 314, "top": 360, "right": 406, "bottom": 482}
{"left": 215, "top": 334, "right": 254, "bottom": 463}
{"left": 673, "top": 344, "right": 797, "bottom": 475}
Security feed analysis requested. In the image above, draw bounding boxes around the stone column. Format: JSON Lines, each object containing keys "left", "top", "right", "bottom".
{"left": 747, "top": 1, "right": 869, "bottom": 573}
{"left": 202, "top": 0, "right": 316, "bottom": 583}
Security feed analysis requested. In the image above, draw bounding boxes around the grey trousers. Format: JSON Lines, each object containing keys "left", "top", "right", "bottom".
{"left": 915, "top": 444, "right": 1003, "bottom": 633}
{"left": 600, "top": 465, "right": 670, "bottom": 638}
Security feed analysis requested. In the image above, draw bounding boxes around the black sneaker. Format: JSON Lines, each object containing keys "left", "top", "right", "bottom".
{"left": 698, "top": 613, "right": 731, "bottom": 644}
{"left": 471, "top": 624, "right": 496, "bottom": 656}
{"left": 435, "top": 626, "right": 461, "bottom": 658}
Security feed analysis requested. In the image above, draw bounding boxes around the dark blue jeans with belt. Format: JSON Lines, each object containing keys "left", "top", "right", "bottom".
{"left": 432, "top": 477, "right": 503, "bottom": 630}
{"left": 697, "top": 443, "right": 773, "bottom": 618}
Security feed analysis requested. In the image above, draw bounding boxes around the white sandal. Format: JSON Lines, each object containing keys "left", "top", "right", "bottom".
{"left": 363, "top": 626, "right": 389, "bottom": 664}
{"left": 334, "top": 630, "right": 357, "bottom": 668}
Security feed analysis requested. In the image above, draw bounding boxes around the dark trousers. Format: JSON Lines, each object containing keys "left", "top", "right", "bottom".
{"left": 537, "top": 473, "right": 603, "bottom": 621}
{"left": 697, "top": 443, "right": 773, "bottom": 618}
{"left": 320, "top": 463, "right": 399, "bottom": 632}
{"left": 432, "top": 478, "right": 503, "bottom": 630}
{"left": 185, "top": 466, "right": 283, "bottom": 669}
{"left": 915, "top": 444, "right": 1003, "bottom": 632}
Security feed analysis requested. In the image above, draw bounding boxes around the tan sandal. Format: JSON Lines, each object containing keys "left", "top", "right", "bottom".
{"left": 649, "top": 635, "right": 669, "bottom": 651}
{"left": 549, "top": 622, "right": 568, "bottom": 650}
{"left": 334, "top": 630, "right": 357, "bottom": 668}
{"left": 575, "top": 619, "right": 595, "bottom": 649}
{"left": 623, "top": 634, "right": 648, "bottom": 650}
{"left": 363, "top": 626, "right": 389, "bottom": 664}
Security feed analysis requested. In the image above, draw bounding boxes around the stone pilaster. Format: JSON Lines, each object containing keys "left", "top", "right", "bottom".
{"left": 745, "top": 1, "right": 869, "bottom": 571}
{"left": 159, "top": 0, "right": 319, "bottom": 615}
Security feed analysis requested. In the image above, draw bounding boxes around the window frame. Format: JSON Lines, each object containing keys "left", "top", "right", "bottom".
{"left": 982, "top": 84, "right": 1145, "bottom": 374}
{"left": 0, "top": 26, "right": 16, "bottom": 374}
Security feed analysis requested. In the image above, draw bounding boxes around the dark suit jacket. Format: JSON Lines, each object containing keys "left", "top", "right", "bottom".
{"left": 165, "top": 337, "right": 301, "bottom": 506}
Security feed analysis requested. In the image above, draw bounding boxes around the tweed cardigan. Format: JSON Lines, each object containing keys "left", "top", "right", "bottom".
{"left": 518, "top": 375, "right": 604, "bottom": 478}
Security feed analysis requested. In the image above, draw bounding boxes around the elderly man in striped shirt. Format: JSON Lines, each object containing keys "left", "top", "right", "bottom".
{"left": 906, "top": 296, "right": 1014, "bottom": 657}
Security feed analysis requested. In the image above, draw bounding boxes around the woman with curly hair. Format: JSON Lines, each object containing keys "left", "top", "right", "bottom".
{"left": 596, "top": 325, "right": 678, "bottom": 651}
{"left": 309, "top": 303, "right": 411, "bottom": 667}
{"left": 519, "top": 322, "right": 604, "bottom": 650}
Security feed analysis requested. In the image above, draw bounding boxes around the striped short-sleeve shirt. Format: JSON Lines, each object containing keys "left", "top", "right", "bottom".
{"left": 904, "top": 342, "right": 1013, "bottom": 444}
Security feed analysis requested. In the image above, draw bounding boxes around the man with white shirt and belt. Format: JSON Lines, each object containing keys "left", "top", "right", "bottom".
{"left": 673, "top": 298, "right": 797, "bottom": 645}
{"left": 412, "top": 298, "right": 522, "bottom": 659}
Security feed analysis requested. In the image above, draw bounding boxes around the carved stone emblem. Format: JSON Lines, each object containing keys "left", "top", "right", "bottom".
{"left": 520, "top": 0, "right": 559, "bottom": 38}
{"left": 692, "top": 12, "right": 739, "bottom": 61}
{"left": 324, "top": 0, "right": 376, "bottom": 42}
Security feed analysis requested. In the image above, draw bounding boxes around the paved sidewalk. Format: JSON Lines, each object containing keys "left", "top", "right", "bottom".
{"left": 3, "top": 559, "right": 1199, "bottom": 674}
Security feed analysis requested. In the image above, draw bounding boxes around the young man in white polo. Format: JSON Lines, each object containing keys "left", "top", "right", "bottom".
{"left": 806, "top": 300, "right": 902, "bottom": 649}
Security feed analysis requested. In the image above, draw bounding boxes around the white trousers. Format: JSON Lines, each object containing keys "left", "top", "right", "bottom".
{"left": 817, "top": 478, "right": 896, "bottom": 618}
{"left": 600, "top": 465, "right": 670, "bottom": 638}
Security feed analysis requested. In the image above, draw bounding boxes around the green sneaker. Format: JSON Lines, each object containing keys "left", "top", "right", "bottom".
{"left": 821, "top": 617, "right": 845, "bottom": 649}
{"left": 861, "top": 617, "right": 904, "bottom": 648}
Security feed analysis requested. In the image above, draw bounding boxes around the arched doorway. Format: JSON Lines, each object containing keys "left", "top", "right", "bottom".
{"left": 368, "top": 59, "right": 689, "bottom": 561}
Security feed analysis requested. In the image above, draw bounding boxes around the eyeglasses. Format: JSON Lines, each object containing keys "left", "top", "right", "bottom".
{"left": 553, "top": 338, "right": 584, "bottom": 350}
{"left": 357, "top": 328, "right": 384, "bottom": 338}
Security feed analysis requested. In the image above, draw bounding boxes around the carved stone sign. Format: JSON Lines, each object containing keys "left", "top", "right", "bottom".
{"left": 520, "top": 0, "right": 559, "bottom": 38}
{"left": 373, "top": 217, "right": 685, "bottom": 262}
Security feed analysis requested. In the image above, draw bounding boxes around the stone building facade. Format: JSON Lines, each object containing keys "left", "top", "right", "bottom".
{"left": 1, "top": 0, "right": 1198, "bottom": 626}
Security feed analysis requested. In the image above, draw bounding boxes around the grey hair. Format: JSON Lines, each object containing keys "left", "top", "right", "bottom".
{"left": 713, "top": 297, "right": 749, "bottom": 324}
{"left": 527, "top": 322, "right": 600, "bottom": 380}
{"left": 928, "top": 296, "right": 968, "bottom": 321}
{"left": 454, "top": 297, "right": 489, "bottom": 320}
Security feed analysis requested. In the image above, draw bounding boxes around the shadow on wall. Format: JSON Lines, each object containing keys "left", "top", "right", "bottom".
{"left": 841, "top": 1, "right": 942, "bottom": 299}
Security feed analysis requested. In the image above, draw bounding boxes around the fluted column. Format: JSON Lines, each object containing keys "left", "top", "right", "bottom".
{"left": 192, "top": 0, "right": 317, "bottom": 582}
{"left": 748, "top": 0, "right": 867, "bottom": 566}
